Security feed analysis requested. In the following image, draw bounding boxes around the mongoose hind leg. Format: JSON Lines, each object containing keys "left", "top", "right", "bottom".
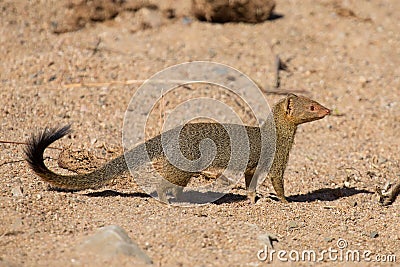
{"left": 156, "top": 179, "right": 185, "bottom": 203}
{"left": 153, "top": 158, "right": 192, "bottom": 203}
{"left": 171, "top": 186, "right": 184, "bottom": 201}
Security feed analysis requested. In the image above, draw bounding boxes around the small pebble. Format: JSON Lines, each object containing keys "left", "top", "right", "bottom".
{"left": 11, "top": 186, "right": 23, "bottom": 197}
{"left": 181, "top": 17, "right": 192, "bottom": 25}
{"left": 258, "top": 233, "right": 279, "bottom": 248}
{"left": 288, "top": 221, "right": 299, "bottom": 230}
{"left": 48, "top": 75, "right": 57, "bottom": 82}
{"left": 359, "top": 76, "right": 367, "bottom": 84}
{"left": 369, "top": 231, "right": 379, "bottom": 238}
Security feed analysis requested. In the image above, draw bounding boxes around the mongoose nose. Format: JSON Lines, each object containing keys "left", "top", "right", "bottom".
{"left": 326, "top": 109, "right": 331, "bottom": 115}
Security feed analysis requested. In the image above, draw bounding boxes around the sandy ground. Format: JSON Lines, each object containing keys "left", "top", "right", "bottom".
{"left": 0, "top": 0, "right": 399, "bottom": 266}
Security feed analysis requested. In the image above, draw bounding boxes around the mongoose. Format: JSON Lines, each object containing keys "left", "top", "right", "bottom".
{"left": 25, "top": 94, "right": 330, "bottom": 203}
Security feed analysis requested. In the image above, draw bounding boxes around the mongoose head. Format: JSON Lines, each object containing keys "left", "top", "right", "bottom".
{"left": 281, "top": 94, "right": 331, "bottom": 125}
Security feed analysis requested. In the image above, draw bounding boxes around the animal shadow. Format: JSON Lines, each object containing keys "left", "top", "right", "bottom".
{"left": 56, "top": 186, "right": 372, "bottom": 204}
{"left": 170, "top": 190, "right": 246, "bottom": 205}
{"left": 268, "top": 12, "right": 284, "bottom": 21}
{"left": 161, "top": 190, "right": 247, "bottom": 205}
{"left": 84, "top": 190, "right": 150, "bottom": 199}
{"left": 287, "top": 187, "right": 374, "bottom": 203}
{"left": 83, "top": 189, "right": 247, "bottom": 205}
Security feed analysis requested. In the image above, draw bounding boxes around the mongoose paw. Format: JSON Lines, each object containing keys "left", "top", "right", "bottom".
{"left": 247, "top": 191, "right": 258, "bottom": 204}
{"left": 279, "top": 196, "right": 289, "bottom": 204}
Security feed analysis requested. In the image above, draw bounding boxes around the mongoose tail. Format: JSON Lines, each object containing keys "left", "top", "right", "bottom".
{"left": 265, "top": 94, "right": 330, "bottom": 203}
{"left": 24, "top": 125, "right": 129, "bottom": 190}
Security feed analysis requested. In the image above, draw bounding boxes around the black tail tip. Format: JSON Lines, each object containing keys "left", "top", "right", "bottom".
{"left": 24, "top": 125, "right": 73, "bottom": 172}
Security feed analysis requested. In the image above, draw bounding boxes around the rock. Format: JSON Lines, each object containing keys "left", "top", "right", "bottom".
{"left": 369, "top": 231, "right": 379, "bottom": 238}
{"left": 182, "top": 16, "right": 193, "bottom": 25}
{"left": 11, "top": 186, "right": 23, "bottom": 197}
{"left": 258, "top": 233, "right": 279, "bottom": 248}
{"left": 0, "top": 258, "right": 18, "bottom": 267}
{"left": 79, "top": 225, "right": 153, "bottom": 264}
{"left": 49, "top": 0, "right": 123, "bottom": 33}
{"left": 135, "top": 7, "right": 165, "bottom": 30}
{"left": 191, "top": 0, "right": 276, "bottom": 23}
{"left": 287, "top": 220, "right": 299, "bottom": 230}
{"left": 49, "top": 0, "right": 187, "bottom": 33}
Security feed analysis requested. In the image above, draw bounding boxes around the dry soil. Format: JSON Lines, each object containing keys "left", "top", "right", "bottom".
{"left": 0, "top": 0, "right": 399, "bottom": 266}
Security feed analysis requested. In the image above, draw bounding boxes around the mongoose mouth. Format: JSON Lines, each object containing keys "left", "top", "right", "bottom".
{"left": 320, "top": 107, "right": 331, "bottom": 117}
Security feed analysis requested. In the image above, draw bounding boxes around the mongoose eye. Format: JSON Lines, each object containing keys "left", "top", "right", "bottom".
{"left": 310, "top": 105, "right": 315, "bottom": 111}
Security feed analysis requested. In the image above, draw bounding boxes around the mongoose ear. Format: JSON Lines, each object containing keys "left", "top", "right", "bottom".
{"left": 285, "top": 94, "right": 296, "bottom": 115}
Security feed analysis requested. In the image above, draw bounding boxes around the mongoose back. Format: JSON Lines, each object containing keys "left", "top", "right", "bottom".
{"left": 25, "top": 94, "right": 330, "bottom": 203}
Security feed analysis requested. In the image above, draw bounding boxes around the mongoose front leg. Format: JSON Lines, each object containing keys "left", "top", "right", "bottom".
{"left": 245, "top": 170, "right": 257, "bottom": 204}
{"left": 270, "top": 173, "right": 288, "bottom": 203}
